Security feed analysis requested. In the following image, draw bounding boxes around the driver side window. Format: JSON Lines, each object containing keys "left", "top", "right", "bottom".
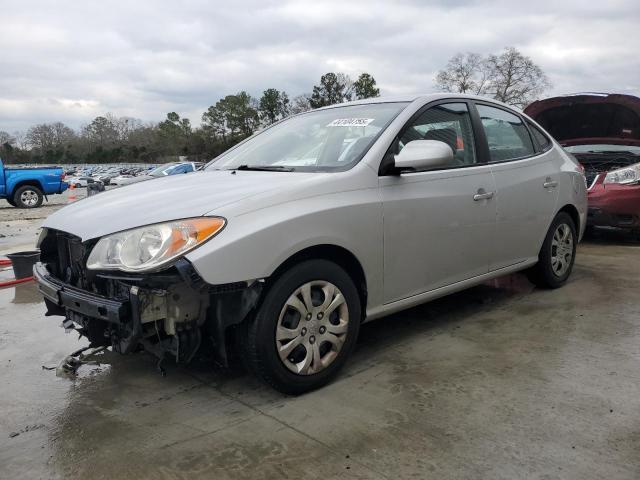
{"left": 381, "top": 103, "right": 477, "bottom": 174}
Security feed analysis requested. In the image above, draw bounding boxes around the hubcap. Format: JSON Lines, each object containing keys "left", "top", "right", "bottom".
{"left": 275, "top": 280, "right": 349, "bottom": 375}
{"left": 20, "top": 189, "right": 39, "bottom": 207}
{"left": 551, "top": 223, "right": 573, "bottom": 277}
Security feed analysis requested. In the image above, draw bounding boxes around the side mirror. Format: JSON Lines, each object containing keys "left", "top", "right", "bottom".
{"left": 394, "top": 140, "right": 454, "bottom": 172}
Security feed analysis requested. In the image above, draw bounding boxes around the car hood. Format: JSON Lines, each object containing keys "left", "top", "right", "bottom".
{"left": 43, "top": 170, "right": 321, "bottom": 240}
{"left": 524, "top": 93, "right": 640, "bottom": 147}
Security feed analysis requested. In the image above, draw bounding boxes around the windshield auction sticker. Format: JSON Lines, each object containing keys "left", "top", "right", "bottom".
{"left": 327, "top": 118, "right": 375, "bottom": 127}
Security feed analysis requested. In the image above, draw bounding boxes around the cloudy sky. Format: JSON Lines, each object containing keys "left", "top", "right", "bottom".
{"left": 1, "top": 0, "right": 639, "bottom": 133}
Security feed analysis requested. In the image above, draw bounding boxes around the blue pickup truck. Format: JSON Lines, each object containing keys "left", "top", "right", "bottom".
{"left": 0, "top": 158, "right": 68, "bottom": 208}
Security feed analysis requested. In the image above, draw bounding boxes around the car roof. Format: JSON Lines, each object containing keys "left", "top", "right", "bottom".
{"left": 318, "top": 93, "right": 522, "bottom": 112}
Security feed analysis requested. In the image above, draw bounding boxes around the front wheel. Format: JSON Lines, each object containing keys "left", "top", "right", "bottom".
{"left": 13, "top": 185, "right": 44, "bottom": 208}
{"left": 242, "top": 260, "right": 361, "bottom": 395}
{"left": 528, "top": 212, "right": 577, "bottom": 288}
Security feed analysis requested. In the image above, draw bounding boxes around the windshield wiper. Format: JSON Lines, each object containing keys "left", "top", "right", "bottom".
{"left": 232, "top": 164, "right": 295, "bottom": 172}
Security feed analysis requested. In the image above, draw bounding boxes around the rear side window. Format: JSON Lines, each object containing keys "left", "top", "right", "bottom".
{"left": 526, "top": 121, "right": 552, "bottom": 152}
{"left": 477, "top": 104, "right": 535, "bottom": 162}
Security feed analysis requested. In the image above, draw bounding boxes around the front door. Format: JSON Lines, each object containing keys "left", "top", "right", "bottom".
{"left": 379, "top": 102, "right": 497, "bottom": 304}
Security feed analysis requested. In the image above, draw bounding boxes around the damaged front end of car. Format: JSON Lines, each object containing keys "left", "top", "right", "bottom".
{"left": 34, "top": 228, "right": 262, "bottom": 366}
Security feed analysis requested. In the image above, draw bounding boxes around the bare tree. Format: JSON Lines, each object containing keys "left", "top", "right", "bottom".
{"left": 0, "top": 131, "right": 16, "bottom": 146}
{"left": 290, "top": 94, "right": 312, "bottom": 115}
{"left": 435, "top": 47, "right": 550, "bottom": 107}
{"left": 26, "top": 122, "right": 75, "bottom": 151}
{"left": 435, "top": 52, "right": 489, "bottom": 95}
{"left": 485, "top": 47, "right": 551, "bottom": 108}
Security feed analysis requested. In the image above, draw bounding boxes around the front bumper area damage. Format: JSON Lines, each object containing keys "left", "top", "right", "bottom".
{"left": 35, "top": 229, "right": 262, "bottom": 366}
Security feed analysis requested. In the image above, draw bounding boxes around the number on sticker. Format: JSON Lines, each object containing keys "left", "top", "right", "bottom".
{"left": 326, "top": 118, "right": 375, "bottom": 127}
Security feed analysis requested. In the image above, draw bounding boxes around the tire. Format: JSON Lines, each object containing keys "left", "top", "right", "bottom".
{"left": 6, "top": 197, "right": 16, "bottom": 207}
{"left": 242, "top": 259, "right": 361, "bottom": 395}
{"left": 527, "top": 212, "right": 577, "bottom": 288}
{"left": 13, "top": 185, "right": 44, "bottom": 209}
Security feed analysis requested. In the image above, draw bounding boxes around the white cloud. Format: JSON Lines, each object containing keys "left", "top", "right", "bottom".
{"left": 1, "top": 0, "right": 638, "bottom": 132}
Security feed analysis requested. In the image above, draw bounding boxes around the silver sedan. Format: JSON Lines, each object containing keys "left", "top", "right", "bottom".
{"left": 35, "top": 94, "right": 587, "bottom": 393}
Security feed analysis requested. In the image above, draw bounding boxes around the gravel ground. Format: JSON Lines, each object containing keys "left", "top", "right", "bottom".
{"left": 0, "top": 188, "right": 94, "bottom": 255}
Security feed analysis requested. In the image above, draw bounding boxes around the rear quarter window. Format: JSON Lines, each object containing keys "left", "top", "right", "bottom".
{"left": 527, "top": 121, "right": 552, "bottom": 152}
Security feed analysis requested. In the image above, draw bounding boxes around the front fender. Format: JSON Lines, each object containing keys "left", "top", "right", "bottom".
{"left": 185, "top": 189, "right": 383, "bottom": 307}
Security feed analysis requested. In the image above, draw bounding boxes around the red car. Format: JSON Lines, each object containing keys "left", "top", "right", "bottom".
{"left": 525, "top": 94, "right": 640, "bottom": 236}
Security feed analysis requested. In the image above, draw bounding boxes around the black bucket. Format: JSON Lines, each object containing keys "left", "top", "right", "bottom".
{"left": 6, "top": 251, "right": 40, "bottom": 279}
{"left": 87, "top": 182, "right": 105, "bottom": 197}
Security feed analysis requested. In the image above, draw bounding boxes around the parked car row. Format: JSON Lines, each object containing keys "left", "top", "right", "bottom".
{"left": 65, "top": 162, "right": 203, "bottom": 188}
{"left": 111, "top": 162, "right": 203, "bottom": 186}
{"left": 65, "top": 165, "right": 158, "bottom": 188}
{"left": 0, "top": 160, "right": 205, "bottom": 207}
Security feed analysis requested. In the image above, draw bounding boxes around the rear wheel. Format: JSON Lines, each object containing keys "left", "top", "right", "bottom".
{"left": 13, "top": 185, "right": 43, "bottom": 208}
{"left": 528, "top": 212, "right": 577, "bottom": 288}
{"left": 242, "top": 259, "right": 361, "bottom": 394}
{"left": 6, "top": 197, "right": 16, "bottom": 207}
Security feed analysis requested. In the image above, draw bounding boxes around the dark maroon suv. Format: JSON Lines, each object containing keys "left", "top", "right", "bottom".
{"left": 525, "top": 93, "right": 640, "bottom": 235}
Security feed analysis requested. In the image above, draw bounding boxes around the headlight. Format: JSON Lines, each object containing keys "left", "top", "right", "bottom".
{"left": 604, "top": 162, "right": 640, "bottom": 185}
{"left": 86, "top": 217, "right": 225, "bottom": 272}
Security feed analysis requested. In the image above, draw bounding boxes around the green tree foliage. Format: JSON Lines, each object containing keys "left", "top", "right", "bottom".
{"left": 258, "top": 88, "right": 290, "bottom": 125}
{"left": 353, "top": 73, "right": 380, "bottom": 99}
{"left": 309, "top": 72, "right": 354, "bottom": 108}
{"left": 202, "top": 91, "right": 260, "bottom": 139}
{"left": 158, "top": 112, "right": 193, "bottom": 156}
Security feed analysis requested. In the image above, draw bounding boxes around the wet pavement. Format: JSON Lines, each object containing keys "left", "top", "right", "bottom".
{"left": 1, "top": 228, "right": 640, "bottom": 479}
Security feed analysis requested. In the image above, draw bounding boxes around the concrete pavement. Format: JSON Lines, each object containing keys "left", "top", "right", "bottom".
{"left": 1, "top": 227, "right": 639, "bottom": 479}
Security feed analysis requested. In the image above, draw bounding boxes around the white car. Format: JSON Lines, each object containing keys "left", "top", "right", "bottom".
{"left": 66, "top": 176, "right": 95, "bottom": 188}
{"left": 109, "top": 174, "right": 136, "bottom": 186}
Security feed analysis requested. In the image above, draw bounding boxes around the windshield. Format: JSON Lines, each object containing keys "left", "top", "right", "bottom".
{"left": 565, "top": 144, "right": 640, "bottom": 155}
{"left": 206, "top": 102, "right": 408, "bottom": 172}
{"left": 149, "top": 164, "right": 178, "bottom": 176}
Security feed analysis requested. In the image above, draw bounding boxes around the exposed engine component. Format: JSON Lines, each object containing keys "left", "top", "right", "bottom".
{"left": 573, "top": 152, "right": 638, "bottom": 187}
{"left": 37, "top": 228, "right": 262, "bottom": 366}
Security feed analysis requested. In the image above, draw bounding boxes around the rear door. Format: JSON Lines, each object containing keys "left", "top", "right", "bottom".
{"left": 380, "top": 101, "right": 497, "bottom": 303}
{"left": 473, "top": 103, "right": 559, "bottom": 271}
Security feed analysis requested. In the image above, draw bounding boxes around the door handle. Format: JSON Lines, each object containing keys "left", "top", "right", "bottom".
{"left": 543, "top": 178, "right": 558, "bottom": 189}
{"left": 473, "top": 189, "right": 494, "bottom": 201}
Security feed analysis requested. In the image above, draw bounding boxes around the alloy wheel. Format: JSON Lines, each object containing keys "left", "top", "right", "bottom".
{"left": 20, "top": 189, "right": 39, "bottom": 207}
{"left": 550, "top": 223, "right": 573, "bottom": 277}
{"left": 275, "top": 280, "right": 349, "bottom": 375}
